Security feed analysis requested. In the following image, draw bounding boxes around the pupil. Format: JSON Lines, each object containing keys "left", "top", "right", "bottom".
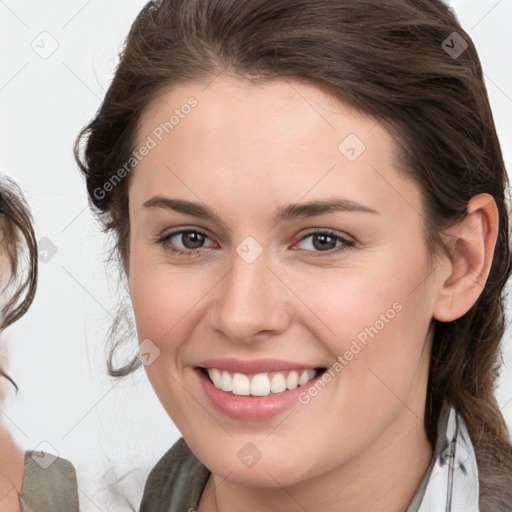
{"left": 183, "top": 231, "right": 204, "bottom": 249}
{"left": 313, "top": 234, "right": 336, "bottom": 251}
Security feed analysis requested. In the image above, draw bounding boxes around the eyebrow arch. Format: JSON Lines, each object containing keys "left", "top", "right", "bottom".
{"left": 273, "top": 197, "right": 379, "bottom": 222}
{"left": 143, "top": 195, "right": 379, "bottom": 223}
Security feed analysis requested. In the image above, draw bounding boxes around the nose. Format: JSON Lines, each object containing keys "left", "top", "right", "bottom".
{"left": 208, "top": 245, "right": 292, "bottom": 345}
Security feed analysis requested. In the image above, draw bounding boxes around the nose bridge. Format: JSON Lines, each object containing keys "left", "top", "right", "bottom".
{"left": 210, "top": 240, "right": 290, "bottom": 343}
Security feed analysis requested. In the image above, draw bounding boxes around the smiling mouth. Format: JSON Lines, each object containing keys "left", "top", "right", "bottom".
{"left": 199, "top": 367, "right": 326, "bottom": 397}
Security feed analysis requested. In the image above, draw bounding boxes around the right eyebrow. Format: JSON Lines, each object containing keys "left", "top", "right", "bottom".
{"left": 143, "top": 196, "right": 222, "bottom": 223}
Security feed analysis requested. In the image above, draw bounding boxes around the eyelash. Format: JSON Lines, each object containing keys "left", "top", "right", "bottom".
{"left": 157, "top": 228, "right": 355, "bottom": 258}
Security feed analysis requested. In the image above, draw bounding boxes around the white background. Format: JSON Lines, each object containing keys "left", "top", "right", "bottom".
{"left": 1, "top": 1, "right": 511, "bottom": 510}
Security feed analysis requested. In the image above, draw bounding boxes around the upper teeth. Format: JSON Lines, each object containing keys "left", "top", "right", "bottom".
{"left": 206, "top": 368, "right": 318, "bottom": 396}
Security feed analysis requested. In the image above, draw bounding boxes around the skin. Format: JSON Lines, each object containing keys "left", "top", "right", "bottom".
{"left": 127, "top": 77, "right": 498, "bottom": 512}
{"left": 0, "top": 251, "right": 23, "bottom": 512}
{"left": 0, "top": 424, "right": 23, "bottom": 512}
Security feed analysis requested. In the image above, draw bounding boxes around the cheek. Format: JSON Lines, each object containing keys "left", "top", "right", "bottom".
{"left": 297, "top": 247, "right": 433, "bottom": 390}
{"left": 130, "top": 264, "right": 192, "bottom": 342}
{"left": 128, "top": 251, "right": 219, "bottom": 360}
{"left": 128, "top": 258, "right": 208, "bottom": 424}
{"left": 286, "top": 251, "right": 433, "bottom": 459}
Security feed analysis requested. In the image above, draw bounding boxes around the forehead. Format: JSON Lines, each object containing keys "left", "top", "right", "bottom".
{"left": 138, "top": 77, "right": 376, "bottom": 155}
{"left": 130, "top": 77, "right": 422, "bottom": 222}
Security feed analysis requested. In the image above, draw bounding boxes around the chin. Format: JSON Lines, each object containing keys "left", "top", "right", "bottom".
{"left": 191, "top": 435, "right": 321, "bottom": 488}
{"left": 213, "top": 459, "right": 310, "bottom": 489}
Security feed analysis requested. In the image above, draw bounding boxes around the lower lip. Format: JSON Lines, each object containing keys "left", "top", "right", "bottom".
{"left": 196, "top": 368, "right": 324, "bottom": 421}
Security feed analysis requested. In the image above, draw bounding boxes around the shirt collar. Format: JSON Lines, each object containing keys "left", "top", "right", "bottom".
{"left": 417, "top": 400, "right": 480, "bottom": 511}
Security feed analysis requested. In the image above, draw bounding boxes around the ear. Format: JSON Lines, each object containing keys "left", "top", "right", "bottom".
{"left": 432, "top": 193, "right": 499, "bottom": 322}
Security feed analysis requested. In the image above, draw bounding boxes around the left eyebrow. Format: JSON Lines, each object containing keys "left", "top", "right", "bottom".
{"left": 272, "top": 196, "right": 379, "bottom": 222}
{"left": 142, "top": 195, "right": 379, "bottom": 223}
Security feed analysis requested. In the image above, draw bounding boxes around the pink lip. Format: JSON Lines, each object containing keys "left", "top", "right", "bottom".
{"left": 195, "top": 366, "right": 325, "bottom": 421}
{"left": 196, "top": 358, "right": 321, "bottom": 374}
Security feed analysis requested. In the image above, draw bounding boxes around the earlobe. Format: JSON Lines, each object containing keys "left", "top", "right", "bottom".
{"left": 107, "top": 207, "right": 117, "bottom": 225}
{"left": 432, "top": 193, "right": 499, "bottom": 323}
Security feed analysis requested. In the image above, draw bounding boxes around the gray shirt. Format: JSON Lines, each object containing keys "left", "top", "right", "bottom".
{"left": 19, "top": 451, "right": 79, "bottom": 512}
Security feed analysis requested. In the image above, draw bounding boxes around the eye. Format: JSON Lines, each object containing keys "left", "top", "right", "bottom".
{"left": 158, "top": 229, "right": 215, "bottom": 256}
{"left": 157, "top": 228, "right": 355, "bottom": 258}
{"left": 293, "top": 229, "right": 355, "bottom": 257}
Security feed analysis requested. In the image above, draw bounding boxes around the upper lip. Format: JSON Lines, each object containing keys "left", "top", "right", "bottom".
{"left": 196, "top": 358, "right": 324, "bottom": 375}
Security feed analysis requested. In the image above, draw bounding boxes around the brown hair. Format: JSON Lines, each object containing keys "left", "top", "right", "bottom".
{"left": 0, "top": 177, "right": 38, "bottom": 388}
{"left": 74, "top": 0, "right": 512, "bottom": 507}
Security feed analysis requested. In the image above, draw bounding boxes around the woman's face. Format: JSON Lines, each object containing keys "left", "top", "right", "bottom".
{"left": 127, "top": 77, "right": 444, "bottom": 487}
